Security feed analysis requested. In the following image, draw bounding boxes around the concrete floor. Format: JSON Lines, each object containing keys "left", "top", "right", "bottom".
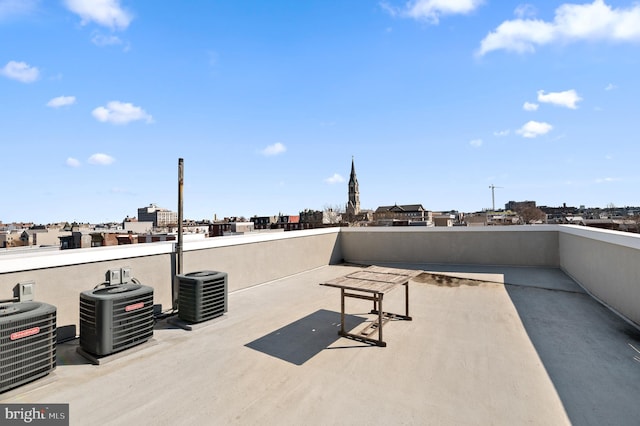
{"left": 2, "top": 264, "right": 640, "bottom": 425}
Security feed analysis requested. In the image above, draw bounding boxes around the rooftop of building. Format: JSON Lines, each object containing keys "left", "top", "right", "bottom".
{"left": 1, "top": 226, "right": 639, "bottom": 425}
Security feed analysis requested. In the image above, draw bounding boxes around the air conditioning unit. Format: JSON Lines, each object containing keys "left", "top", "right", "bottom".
{"left": 79, "top": 283, "right": 154, "bottom": 357}
{"left": 0, "top": 301, "right": 57, "bottom": 393}
{"left": 177, "top": 271, "right": 227, "bottom": 323}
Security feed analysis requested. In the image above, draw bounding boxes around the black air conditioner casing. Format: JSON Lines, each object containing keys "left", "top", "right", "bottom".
{"left": 0, "top": 302, "right": 57, "bottom": 393}
{"left": 79, "top": 283, "right": 154, "bottom": 357}
{"left": 177, "top": 271, "right": 227, "bottom": 323}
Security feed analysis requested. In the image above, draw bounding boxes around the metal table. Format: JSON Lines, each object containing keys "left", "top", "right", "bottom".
{"left": 320, "top": 266, "right": 421, "bottom": 347}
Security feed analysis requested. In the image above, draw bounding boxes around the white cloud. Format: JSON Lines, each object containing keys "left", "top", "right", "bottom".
{"left": 325, "top": 173, "right": 345, "bottom": 184}
{"left": 47, "top": 96, "right": 76, "bottom": 108}
{"left": 469, "top": 138, "right": 483, "bottom": 147}
{"left": 88, "top": 153, "right": 115, "bottom": 165}
{"left": 91, "top": 33, "right": 131, "bottom": 51}
{"left": 92, "top": 101, "right": 152, "bottom": 124}
{"left": 91, "top": 33, "right": 122, "bottom": 46}
{"left": 64, "top": 0, "right": 132, "bottom": 30}
{"left": 379, "top": 2, "right": 398, "bottom": 17}
{"left": 478, "top": 0, "right": 640, "bottom": 56}
{"left": 514, "top": 4, "right": 537, "bottom": 19}
{"left": 537, "top": 89, "right": 582, "bottom": 109}
{"left": 382, "top": 0, "right": 484, "bottom": 24}
{"left": 517, "top": 120, "right": 553, "bottom": 138}
{"left": 523, "top": 101, "right": 539, "bottom": 111}
{"left": 605, "top": 83, "right": 617, "bottom": 91}
{"left": 66, "top": 157, "right": 81, "bottom": 167}
{"left": 493, "top": 129, "right": 510, "bottom": 137}
{"left": 1, "top": 60, "right": 39, "bottom": 83}
{"left": 261, "top": 142, "right": 287, "bottom": 156}
{"left": 477, "top": 19, "right": 555, "bottom": 55}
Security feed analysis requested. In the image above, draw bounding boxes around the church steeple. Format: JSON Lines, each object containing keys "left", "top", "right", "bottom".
{"left": 346, "top": 156, "right": 360, "bottom": 216}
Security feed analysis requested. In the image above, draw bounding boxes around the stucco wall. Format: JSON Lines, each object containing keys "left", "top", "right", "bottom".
{"left": 182, "top": 229, "right": 343, "bottom": 293}
{"left": 340, "top": 226, "right": 560, "bottom": 267}
{"left": 2, "top": 225, "right": 639, "bottom": 334}
{"left": 0, "top": 228, "right": 342, "bottom": 331}
{"left": 559, "top": 225, "right": 640, "bottom": 326}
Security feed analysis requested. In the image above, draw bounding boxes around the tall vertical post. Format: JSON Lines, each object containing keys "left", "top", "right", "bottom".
{"left": 490, "top": 185, "right": 495, "bottom": 211}
{"left": 489, "top": 184, "right": 502, "bottom": 211}
{"left": 177, "top": 158, "right": 184, "bottom": 276}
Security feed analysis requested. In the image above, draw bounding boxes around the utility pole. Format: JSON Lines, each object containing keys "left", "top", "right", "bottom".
{"left": 177, "top": 158, "right": 184, "bottom": 275}
{"left": 175, "top": 158, "right": 184, "bottom": 311}
{"left": 489, "top": 184, "right": 503, "bottom": 211}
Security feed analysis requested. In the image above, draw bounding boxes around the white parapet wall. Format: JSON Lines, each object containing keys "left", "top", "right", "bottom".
{"left": 558, "top": 225, "right": 640, "bottom": 327}
{"left": 0, "top": 228, "right": 342, "bottom": 330}
{"left": 340, "top": 225, "right": 561, "bottom": 267}
{"left": 340, "top": 225, "right": 639, "bottom": 328}
{"left": 1, "top": 225, "right": 639, "bottom": 332}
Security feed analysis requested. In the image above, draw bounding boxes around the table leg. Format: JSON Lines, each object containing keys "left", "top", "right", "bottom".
{"left": 378, "top": 293, "right": 383, "bottom": 344}
{"left": 405, "top": 282, "right": 410, "bottom": 318}
{"left": 340, "top": 288, "right": 345, "bottom": 336}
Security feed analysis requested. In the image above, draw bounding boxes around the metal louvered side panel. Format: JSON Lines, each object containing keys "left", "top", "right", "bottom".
{"left": 0, "top": 310, "right": 56, "bottom": 393}
{"left": 79, "top": 297, "right": 97, "bottom": 349}
{"left": 178, "top": 284, "right": 198, "bottom": 322}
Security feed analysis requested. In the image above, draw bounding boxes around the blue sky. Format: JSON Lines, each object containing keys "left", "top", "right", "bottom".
{"left": 2, "top": 0, "right": 639, "bottom": 223}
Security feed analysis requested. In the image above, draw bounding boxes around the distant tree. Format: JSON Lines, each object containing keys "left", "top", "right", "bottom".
{"left": 317, "top": 204, "right": 341, "bottom": 224}
{"left": 517, "top": 206, "right": 547, "bottom": 224}
{"left": 323, "top": 204, "right": 345, "bottom": 214}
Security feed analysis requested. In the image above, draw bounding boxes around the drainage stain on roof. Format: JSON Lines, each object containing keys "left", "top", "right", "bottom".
{"left": 413, "top": 272, "right": 499, "bottom": 287}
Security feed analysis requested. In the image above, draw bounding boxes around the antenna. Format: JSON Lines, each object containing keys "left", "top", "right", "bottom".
{"left": 489, "top": 184, "right": 503, "bottom": 211}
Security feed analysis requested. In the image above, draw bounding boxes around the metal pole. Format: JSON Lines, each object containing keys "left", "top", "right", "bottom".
{"left": 491, "top": 185, "right": 495, "bottom": 211}
{"left": 177, "top": 158, "right": 184, "bottom": 275}
{"left": 172, "top": 158, "right": 184, "bottom": 311}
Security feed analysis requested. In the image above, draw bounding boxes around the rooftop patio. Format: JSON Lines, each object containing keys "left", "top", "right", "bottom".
{"left": 2, "top": 261, "right": 639, "bottom": 425}
{"left": 1, "top": 226, "right": 640, "bottom": 425}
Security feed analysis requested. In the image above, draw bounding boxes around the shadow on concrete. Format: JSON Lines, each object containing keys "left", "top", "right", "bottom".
{"left": 56, "top": 339, "right": 93, "bottom": 366}
{"left": 504, "top": 281, "right": 640, "bottom": 425}
{"left": 245, "top": 309, "right": 366, "bottom": 365}
{"left": 404, "top": 262, "right": 640, "bottom": 426}
{"left": 154, "top": 316, "right": 185, "bottom": 330}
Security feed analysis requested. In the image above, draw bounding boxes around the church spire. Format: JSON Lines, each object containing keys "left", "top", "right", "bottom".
{"left": 350, "top": 156, "right": 357, "bottom": 181}
{"left": 347, "top": 156, "right": 360, "bottom": 217}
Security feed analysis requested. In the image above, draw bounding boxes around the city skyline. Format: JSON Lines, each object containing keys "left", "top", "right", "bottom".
{"left": 2, "top": 197, "right": 637, "bottom": 227}
{"left": 2, "top": 0, "right": 640, "bottom": 223}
